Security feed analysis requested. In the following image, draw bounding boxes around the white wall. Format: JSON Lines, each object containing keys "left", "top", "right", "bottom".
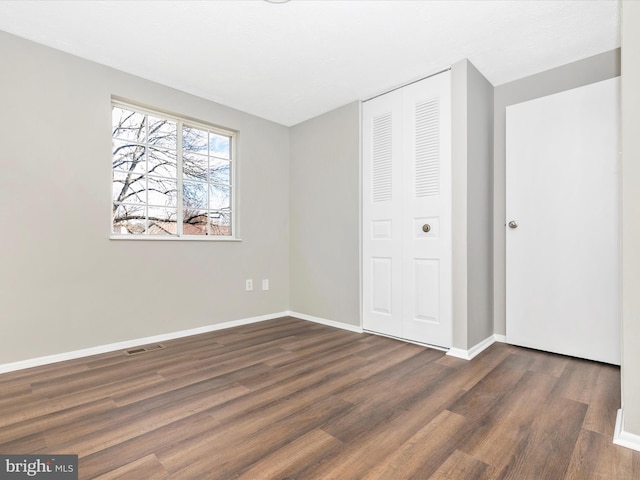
{"left": 0, "top": 31, "right": 290, "bottom": 364}
{"left": 289, "top": 102, "right": 361, "bottom": 326}
{"left": 620, "top": 0, "right": 640, "bottom": 443}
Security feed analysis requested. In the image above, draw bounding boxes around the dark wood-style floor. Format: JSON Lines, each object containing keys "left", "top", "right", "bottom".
{"left": 0, "top": 317, "right": 637, "bottom": 479}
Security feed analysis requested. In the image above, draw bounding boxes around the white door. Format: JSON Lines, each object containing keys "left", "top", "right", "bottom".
{"left": 400, "top": 75, "right": 452, "bottom": 348}
{"left": 362, "top": 89, "right": 404, "bottom": 339}
{"left": 506, "top": 77, "right": 620, "bottom": 365}
{"left": 362, "top": 72, "right": 452, "bottom": 348}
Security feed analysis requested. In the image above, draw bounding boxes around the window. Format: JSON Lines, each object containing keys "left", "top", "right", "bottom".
{"left": 111, "top": 101, "right": 235, "bottom": 239}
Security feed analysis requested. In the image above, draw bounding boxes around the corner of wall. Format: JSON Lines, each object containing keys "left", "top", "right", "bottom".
{"left": 450, "top": 59, "right": 469, "bottom": 350}
{"left": 465, "top": 60, "right": 496, "bottom": 348}
{"left": 450, "top": 58, "right": 496, "bottom": 351}
{"left": 288, "top": 102, "right": 361, "bottom": 327}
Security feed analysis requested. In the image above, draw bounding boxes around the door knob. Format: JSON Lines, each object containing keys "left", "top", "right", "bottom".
{"left": 422, "top": 224, "right": 431, "bottom": 233}
{"left": 508, "top": 220, "right": 518, "bottom": 229}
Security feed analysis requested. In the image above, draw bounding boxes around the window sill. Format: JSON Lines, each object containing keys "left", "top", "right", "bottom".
{"left": 109, "top": 235, "right": 242, "bottom": 242}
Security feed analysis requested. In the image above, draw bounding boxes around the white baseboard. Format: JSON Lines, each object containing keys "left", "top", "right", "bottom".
{"left": 494, "top": 334, "right": 507, "bottom": 343}
{"left": 3, "top": 311, "right": 509, "bottom": 373}
{"left": 286, "top": 311, "right": 363, "bottom": 333}
{"left": 447, "top": 334, "right": 499, "bottom": 361}
{"left": 0, "top": 312, "right": 289, "bottom": 374}
{"left": 614, "top": 409, "right": 640, "bottom": 452}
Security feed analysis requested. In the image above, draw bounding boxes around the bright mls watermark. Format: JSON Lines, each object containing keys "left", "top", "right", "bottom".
{"left": 0, "top": 455, "right": 77, "bottom": 479}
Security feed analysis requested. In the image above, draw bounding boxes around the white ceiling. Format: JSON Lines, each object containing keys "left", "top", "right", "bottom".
{"left": 0, "top": 0, "right": 620, "bottom": 126}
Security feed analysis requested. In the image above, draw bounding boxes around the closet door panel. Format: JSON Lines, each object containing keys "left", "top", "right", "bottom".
{"left": 401, "top": 72, "right": 452, "bottom": 348}
{"left": 362, "top": 90, "right": 403, "bottom": 338}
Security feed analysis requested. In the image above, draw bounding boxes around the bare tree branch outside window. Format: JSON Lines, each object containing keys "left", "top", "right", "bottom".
{"left": 112, "top": 105, "right": 233, "bottom": 237}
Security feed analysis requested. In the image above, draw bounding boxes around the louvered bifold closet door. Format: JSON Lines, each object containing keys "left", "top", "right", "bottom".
{"left": 362, "top": 89, "right": 404, "bottom": 338}
{"left": 401, "top": 72, "right": 452, "bottom": 348}
{"left": 362, "top": 71, "right": 451, "bottom": 348}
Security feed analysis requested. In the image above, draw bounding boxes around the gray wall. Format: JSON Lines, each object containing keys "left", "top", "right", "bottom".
{"left": 621, "top": 0, "right": 640, "bottom": 439}
{"left": 451, "top": 59, "right": 494, "bottom": 350}
{"left": 451, "top": 61, "right": 469, "bottom": 349}
{"left": 289, "top": 102, "right": 360, "bottom": 326}
{"left": 0, "top": 31, "right": 290, "bottom": 364}
{"left": 492, "top": 49, "right": 621, "bottom": 336}
{"left": 466, "top": 62, "right": 495, "bottom": 347}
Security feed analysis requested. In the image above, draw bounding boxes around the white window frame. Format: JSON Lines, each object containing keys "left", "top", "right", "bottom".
{"left": 110, "top": 99, "right": 239, "bottom": 241}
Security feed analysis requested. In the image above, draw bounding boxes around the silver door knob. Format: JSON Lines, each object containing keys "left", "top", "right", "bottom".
{"left": 422, "top": 224, "right": 431, "bottom": 233}
{"left": 508, "top": 220, "right": 518, "bottom": 229}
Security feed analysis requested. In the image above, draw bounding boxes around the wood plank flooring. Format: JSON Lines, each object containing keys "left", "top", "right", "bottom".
{"left": 0, "top": 317, "right": 637, "bottom": 479}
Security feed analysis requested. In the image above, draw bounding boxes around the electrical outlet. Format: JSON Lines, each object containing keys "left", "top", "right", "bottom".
{"left": 246, "top": 279, "right": 253, "bottom": 291}
{"left": 262, "top": 279, "right": 269, "bottom": 291}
